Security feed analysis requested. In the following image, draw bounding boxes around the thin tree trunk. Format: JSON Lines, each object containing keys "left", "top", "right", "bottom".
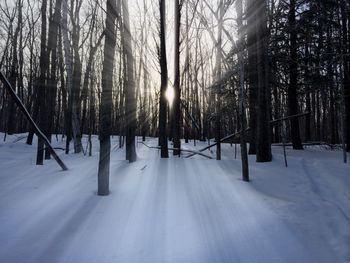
{"left": 288, "top": 0, "right": 303, "bottom": 150}
{"left": 247, "top": 0, "right": 258, "bottom": 154}
{"left": 214, "top": 1, "right": 224, "bottom": 161}
{"left": 98, "top": 0, "right": 117, "bottom": 196}
{"left": 122, "top": 0, "right": 137, "bottom": 162}
{"left": 237, "top": 0, "right": 249, "bottom": 181}
{"left": 158, "top": 0, "right": 169, "bottom": 158}
{"left": 173, "top": 0, "right": 181, "bottom": 156}
{"left": 36, "top": 0, "right": 48, "bottom": 165}
{"left": 342, "top": 1, "right": 350, "bottom": 152}
{"left": 45, "top": 0, "right": 63, "bottom": 159}
{"left": 62, "top": 0, "right": 82, "bottom": 154}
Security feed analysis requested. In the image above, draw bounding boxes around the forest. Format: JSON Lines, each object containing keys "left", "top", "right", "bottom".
{"left": 0, "top": 0, "right": 349, "bottom": 262}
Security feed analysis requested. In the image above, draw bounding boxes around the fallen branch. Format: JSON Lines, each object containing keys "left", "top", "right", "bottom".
{"left": 272, "top": 141, "right": 338, "bottom": 149}
{"left": 52, "top": 147, "right": 66, "bottom": 151}
{"left": 186, "top": 112, "right": 310, "bottom": 158}
{"left": 185, "top": 128, "right": 251, "bottom": 158}
{"left": 0, "top": 71, "right": 68, "bottom": 171}
{"left": 270, "top": 112, "right": 310, "bottom": 125}
{"left": 12, "top": 135, "right": 27, "bottom": 143}
{"left": 141, "top": 142, "right": 213, "bottom": 159}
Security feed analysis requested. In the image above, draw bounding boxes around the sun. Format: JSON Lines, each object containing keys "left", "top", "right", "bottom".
{"left": 165, "top": 86, "right": 175, "bottom": 107}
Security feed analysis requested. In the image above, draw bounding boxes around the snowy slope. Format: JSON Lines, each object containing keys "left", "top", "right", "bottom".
{"left": 0, "top": 133, "right": 349, "bottom": 263}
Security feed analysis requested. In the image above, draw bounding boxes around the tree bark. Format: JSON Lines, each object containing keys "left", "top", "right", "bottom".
{"left": 173, "top": 0, "right": 181, "bottom": 156}
{"left": 158, "top": 0, "right": 169, "bottom": 158}
{"left": 342, "top": 1, "right": 350, "bottom": 152}
{"left": 214, "top": 1, "right": 224, "bottom": 161}
{"left": 246, "top": 0, "right": 258, "bottom": 155}
{"left": 45, "top": 0, "right": 63, "bottom": 159}
{"left": 255, "top": 0, "right": 272, "bottom": 162}
{"left": 98, "top": 0, "right": 117, "bottom": 196}
{"left": 288, "top": 0, "right": 303, "bottom": 150}
{"left": 122, "top": 0, "right": 137, "bottom": 162}
{"left": 36, "top": 0, "right": 48, "bottom": 165}
{"left": 62, "top": 0, "right": 82, "bottom": 154}
{"left": 237, "top": 0, "right": 249, "bottom": 181}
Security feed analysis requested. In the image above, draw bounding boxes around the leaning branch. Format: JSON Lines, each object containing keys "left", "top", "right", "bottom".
{"left": 270, "top": 112, "right": 310, "bottom": 125}
{"left": 185, "top": 128, "right": 251, "bottom": 158}
{"left": 185, "top": 112, "right": 310, "bottom": 158}
{"left": 0, "top": 71, "right": 68, "bottom": 171}
{"left": 141, "top": 142, "right": 213, "bottom": 159}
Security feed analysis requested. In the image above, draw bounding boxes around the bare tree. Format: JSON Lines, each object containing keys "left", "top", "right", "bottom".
{"left": 247, "top": 0, "right": 258, "bottom": 155}
{"left": 36, "top": 0, "right": 48, "bottom": 165}
{"left": 173, "top": 0, "right": 181, "bottom": 156}
{"left": 45, "top": 0, "right": 63, "bottom": 159}
{"left": 158, "top": 0, "right": 169, "bottom": 158}
{"left": 237, "top": 0, "right": 249, "bottom": 181}
{"left": 62, "top": 0, "right": 82, "bottom": 154}
{"left": 98, "top": 0, "right": 117, "bottom": 196}
{"left": 288, "top": 0, "right": 303, "bottom": 150}
{"left": 255, "top": 0, "right": 272, "bottom": 162}
{"left": 122, "top": 0, "right": 137, "bottom": 162}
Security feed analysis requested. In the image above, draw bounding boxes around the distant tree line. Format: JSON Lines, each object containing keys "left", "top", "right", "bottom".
{"left": 0, "top": 0, "right": 349, "bottom": 169}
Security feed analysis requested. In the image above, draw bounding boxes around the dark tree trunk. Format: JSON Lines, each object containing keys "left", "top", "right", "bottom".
{"left": 173, "top": 0, "right": 181, "bottom": 156}
{"left": 342, "top": 2, "right": 350, "bottom": 152}
{"left": 158, "top": 0, "right": 169, "bottom": 158}
{"left": 304, "top": 40, "right": 311, "bottom": 142}
{"left": 122, "top": 0, "right": 137, "bottom": 162}
{"left": 98, "top": 0, "right": 117, "bottom": 196}
{"left": 214, "top": 1, "right": 224, "bottom": 161}
{"left": 7, "top": 0, "right": 23, "bottom": 135}
{"left": 36, "top": 0, "right": 48, "bottom": 165}
{"left": 237, "top": 0, "right": 249, "bottom": 182}
{"left": 71, "top": 0, "right": 83, "bottom": 153}
{"left": 288, "top": 0, "right": 303, "bottom": 150}
{"left": 45, "top": 0, "right": 62, "bottom": 159}
{"left": 255, "top": 0, "right": 272, "bottom": 162}
{"left": 81, "top": 29, "right": 104, "bottom": 135}
{"left": 247, "top": 0, "right": 258, "bottom": 155}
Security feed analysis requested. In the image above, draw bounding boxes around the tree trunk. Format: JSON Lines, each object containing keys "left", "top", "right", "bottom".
{"left": 62, "top": 0, "right": 82, "bottom": 154}
{"left": 288, "top": 0, "right": 303, "bottom": 150}
{"left": 214, "top": 1, "right": 224, "bottom": 161}
{"left": 304, "top": 40, "right": 311, "bottom": 142}
{"left": 98, "top": 0, "right": 117, "bottom": 196}
{"left": 247, "top": 0, "right": 258, "bottom": 154}
{"left": 36, "top": 0, "right": 48, "bottom": 165}
{"left": 122, "top": 0, "right": 137, "bottom": 162}
{"left": 255, "top": 0, "right": 272, "bottom": 162}
{"left": 71, "top": 1, "right": 83, "bottom": 153}
{"left": 45, "top": 0, "right": 62, "bottom": 159}
{"left": 237, "top": 0, "right": 249, "bottom": 182}
{"left": 158, "top": 0, "right": 169, "bottom": 158}
{"left": 173, "top": 0, "right": 181, "bottom": 156}
{"left": 342, "top": 1, "right": 350, "bottom": 152}
{"left": 7, "top": 0, "right": 23, "bottom": 135}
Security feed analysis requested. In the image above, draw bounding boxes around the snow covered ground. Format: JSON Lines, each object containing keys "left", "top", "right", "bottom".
{"left": 0, "top": 133, "right": 349, "bottom": 263}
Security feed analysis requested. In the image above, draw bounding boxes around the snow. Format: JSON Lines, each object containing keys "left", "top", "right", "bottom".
{"left": 0, "top": 133, "right": 349, "bottom": 263}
